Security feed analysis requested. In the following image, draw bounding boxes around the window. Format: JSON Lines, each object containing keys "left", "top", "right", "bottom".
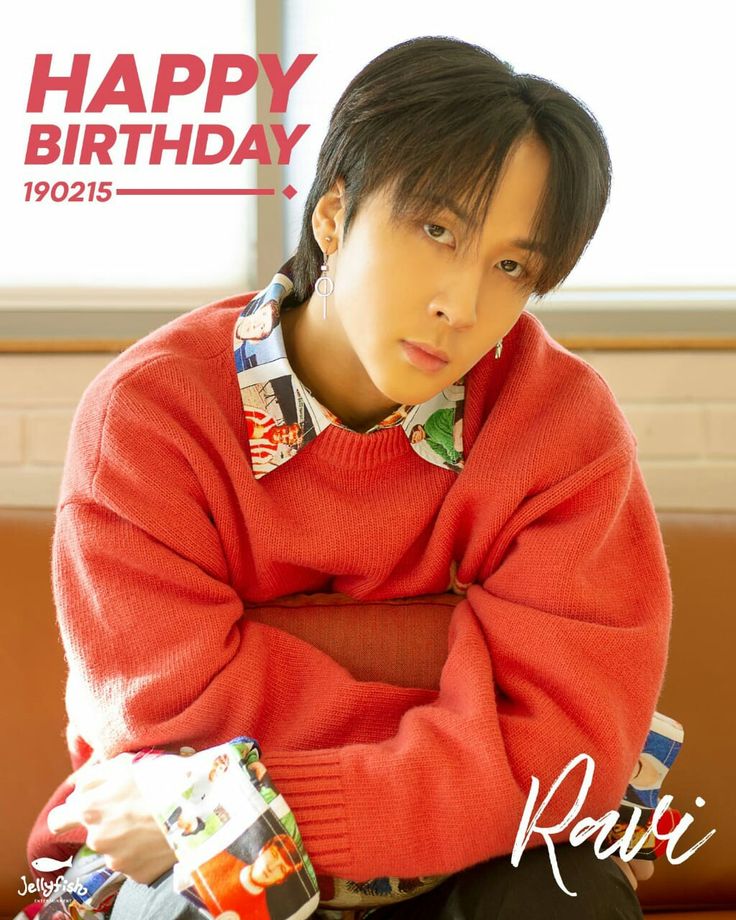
{"left": 282, "top": 0, "right": 736, "bottom": 308}
{"left": 2, "top": 0, "right": 257, "bottom": 302}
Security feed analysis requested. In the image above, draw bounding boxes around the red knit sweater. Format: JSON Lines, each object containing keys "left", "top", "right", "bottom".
{"left": 27, "top": 291, "right": 672, "bottom": 885}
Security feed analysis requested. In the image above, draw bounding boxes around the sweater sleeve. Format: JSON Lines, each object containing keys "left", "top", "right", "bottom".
{"left": 263, "top": 446, "right": 672, "bottom": 881}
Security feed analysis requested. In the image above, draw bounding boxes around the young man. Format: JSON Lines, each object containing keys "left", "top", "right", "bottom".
{"left": 29, "top": 36, "right": 670, "bottom": 920}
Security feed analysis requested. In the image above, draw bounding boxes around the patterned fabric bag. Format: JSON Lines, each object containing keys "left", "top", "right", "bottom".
{"left": 29, "top": 737, "right": 320, "bottom": 920}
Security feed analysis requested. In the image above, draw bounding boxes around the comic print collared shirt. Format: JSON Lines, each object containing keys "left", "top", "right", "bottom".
{"left": 233, "top": 258, "right": 466, "bottom": 480}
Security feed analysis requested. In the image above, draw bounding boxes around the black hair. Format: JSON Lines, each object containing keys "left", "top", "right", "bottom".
{"left": 287, "top": 35, "right": 611, "bottom": 304}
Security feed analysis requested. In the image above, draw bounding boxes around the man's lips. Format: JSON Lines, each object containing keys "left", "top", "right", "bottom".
{"left": 401, "top": 340, "right": 450, "bottom": 373}
{"left": 403, "top": 340, "right": 450, "bottom": 363}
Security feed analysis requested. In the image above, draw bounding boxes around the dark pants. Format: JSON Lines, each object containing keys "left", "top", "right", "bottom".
{"left": 109, "top": 842, "right": 644, "bottom": 920}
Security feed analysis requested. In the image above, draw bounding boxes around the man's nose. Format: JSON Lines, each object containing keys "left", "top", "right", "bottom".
{"left": 430, "top": 283, "right": 479, "bottom": 329}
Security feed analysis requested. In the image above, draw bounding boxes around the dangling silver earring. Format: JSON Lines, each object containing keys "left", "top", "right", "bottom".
{"left": 494, "top": 338, "right": 503, "bottom": 360}
{"left": 315, "top": 236, "right": 334, "bottom": 320}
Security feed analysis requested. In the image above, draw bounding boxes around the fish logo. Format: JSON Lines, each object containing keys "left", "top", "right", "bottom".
{"left": 31, "top": 855, "right": 74, "bottom": 873}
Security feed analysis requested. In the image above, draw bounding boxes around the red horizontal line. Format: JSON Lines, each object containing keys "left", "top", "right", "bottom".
{"left": 115, "top": 188, "right": 275, "bottom": 196}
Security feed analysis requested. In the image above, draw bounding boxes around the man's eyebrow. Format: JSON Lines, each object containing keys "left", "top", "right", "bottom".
{"left": 509, "top": 238, "right": 546, "bottom": 255}
{"left": 425, "top": 195, "right": 471, "bottom": 225}
{"left": 429, "top": 195, "right": 544, "bottom": 253}
{"left": 419, "top": 196, "right": 548, "bottom": 257}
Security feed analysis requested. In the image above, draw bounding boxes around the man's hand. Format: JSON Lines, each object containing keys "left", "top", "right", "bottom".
{"left": 611, "top": 855, "right": 655, "bottom": 890}
{"left": 48, "top": 753, "right": 177, "bottom": 885}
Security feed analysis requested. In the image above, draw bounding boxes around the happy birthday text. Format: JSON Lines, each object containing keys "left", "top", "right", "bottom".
{"left": 24, "top": 53, "right": 316, "bottom": 166}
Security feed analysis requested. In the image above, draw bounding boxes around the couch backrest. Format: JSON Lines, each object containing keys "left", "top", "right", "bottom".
{"left": 0, "top": 508, "right": 734, "bottom": 916}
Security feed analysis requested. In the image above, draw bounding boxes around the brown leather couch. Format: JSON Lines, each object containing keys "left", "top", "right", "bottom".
{"left": 1, "top": 507, "right": 734, "bottom": 919}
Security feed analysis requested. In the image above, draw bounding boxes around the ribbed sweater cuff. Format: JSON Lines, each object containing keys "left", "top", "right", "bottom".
{"left": 261, "top": 749, "right": 353, "bottom": 878}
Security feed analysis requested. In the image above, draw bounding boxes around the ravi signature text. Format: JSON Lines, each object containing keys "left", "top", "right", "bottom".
{"left": 512, "top": 752, "right": 716, "bottom": 897}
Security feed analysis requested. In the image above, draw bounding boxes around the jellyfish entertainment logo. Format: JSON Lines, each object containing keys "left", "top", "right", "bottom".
{"left": 17, "top": 856, "right": 89, "bottom": 899}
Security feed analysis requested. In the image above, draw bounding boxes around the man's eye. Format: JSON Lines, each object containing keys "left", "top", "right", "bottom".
{"left": 422, "top": 223, "right": 455, "bottom": 246}
{"left": 498, "top": 259, "right": 526, "bottom": 279}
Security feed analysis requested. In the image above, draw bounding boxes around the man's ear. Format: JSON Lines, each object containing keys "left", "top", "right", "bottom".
{"left": 334, "top": 176, "right": 346, "bottom": 205}
{"left": 332, "top": 178, "right": 349, "bottom": 246}
{"left": 312, "top": 178, "right": 346, "bottom": 247}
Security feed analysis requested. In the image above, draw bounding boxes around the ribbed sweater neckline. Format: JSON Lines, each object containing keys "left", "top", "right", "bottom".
{"left": 298, "top": 421, "right": 415, "bottom": 470}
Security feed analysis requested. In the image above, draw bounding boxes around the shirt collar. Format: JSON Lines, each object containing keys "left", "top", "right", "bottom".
{"left": 233, "top": 259, "right": 466, "bottom": 480}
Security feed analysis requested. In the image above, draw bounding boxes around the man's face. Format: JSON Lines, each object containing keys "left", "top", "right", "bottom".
{"left": 250, "top": 843, "right": 292, "bottom": 887}
{"left": 327, "top": 135, "right": 550, "bottom": 409}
